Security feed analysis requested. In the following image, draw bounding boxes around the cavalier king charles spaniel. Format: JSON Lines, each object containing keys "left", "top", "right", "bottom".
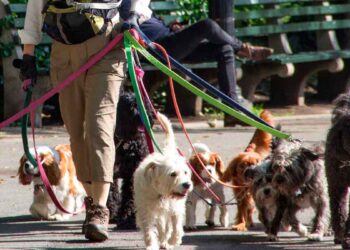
{"left": 185, "top": 143, "right": 228, "bottom": 230}
{"left": 222, "top": 110, "right": 274, "bottom": 231}
{"left": 18, "top": 144, "right": 85, "bottom": 221}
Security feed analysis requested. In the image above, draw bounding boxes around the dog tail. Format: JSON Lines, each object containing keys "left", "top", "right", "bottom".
{"left": 189, "top": 142, "right": 211, "bottom": 156}
{"left": 157, "top": 112, "right": 177, "bottom": 151}
{"left": 247, "top": 110, "right": 274, "bottom": 158}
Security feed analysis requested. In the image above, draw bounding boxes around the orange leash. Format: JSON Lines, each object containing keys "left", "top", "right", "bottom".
{"left": 153, "top": 42, "right": 246, "bottom": 189}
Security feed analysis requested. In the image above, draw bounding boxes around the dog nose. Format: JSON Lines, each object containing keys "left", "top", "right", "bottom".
{"left": 275, "top": 175, "right": 284, "bottom": 184}
{"left": 182, "top": 182, "right": 191, "bottom": 190}
{"left": 264, "top": 188, "right": 271, "bottom": 195}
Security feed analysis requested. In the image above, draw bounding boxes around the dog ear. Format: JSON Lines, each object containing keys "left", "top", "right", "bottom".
{"left": 214, "top": 154, "right": 225, "bottom": 179}
{"left": 41, "top": 152, "right": 61, "bottom": 186}
{"left": 221, "top": 158, "right": 237, "bottom": 182}
{"left": 144, "top": 162, "right": 158, "bottom": 181}
{"left": 301, "top": 148, "right": 319, "bottom": 161}
{"left": 18, "top": 155, "right": 32, "bottom": 185}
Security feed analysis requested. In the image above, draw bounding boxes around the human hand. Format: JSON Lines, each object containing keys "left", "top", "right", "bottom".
{"left": 121, "top": 11, "right": 139, "bottom": 31}
{"left": 169, "top": 20, "right": 183, "bottom": 32}
{"left": 13, "top": 54, "right": 37, "bottom": 90}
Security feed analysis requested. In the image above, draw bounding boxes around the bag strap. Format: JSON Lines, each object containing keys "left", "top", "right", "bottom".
{"left": 66, "top": 0, "right": 122, "bottom": 10}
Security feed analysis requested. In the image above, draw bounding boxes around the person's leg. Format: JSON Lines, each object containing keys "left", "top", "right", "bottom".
{"left": 83, "top": 31, "right": 126, "bottom": 241}
{"left": 156, "top": 19, "right": 243, "bottom": 61}
{"left": 181, "top": 42, "right": 238, "bottom": 102}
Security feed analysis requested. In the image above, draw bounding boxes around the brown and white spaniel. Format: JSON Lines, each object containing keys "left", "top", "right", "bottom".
{"left": 222, "top": 110, "right": 274, "bottom": 231}
{"left": 185, "top": 143, "right": 228, "bottom": 230}
{"left": 18, "top": 144, "right": 85, "bottom": 221}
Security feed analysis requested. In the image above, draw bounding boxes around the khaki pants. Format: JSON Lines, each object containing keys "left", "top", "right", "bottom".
{"left": 50, "top": 29, "right": 126, "bottom": 183}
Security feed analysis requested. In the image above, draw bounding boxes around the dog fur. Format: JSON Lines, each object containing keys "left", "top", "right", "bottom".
{"left": 18, "top": 144, "right": 85, "bottom": 221}
{"left": 270, "top": 138, "right": 329, "bottom": 241}
{"left": 222, "top": 110, "right": 274, "bottom": 231}
{"left": 245, "top": 161, "right": 291, "bottom": 241}
{"left": 325, "top": 93, "right": 350, "bottom": 248}
{"left": 185, "top": 143, "right": 228, "bottom": 229}
{"left": 133, "top": 113, "right": 193, "bottom": 250}
{"left": 107, "top": 88, "right": 151, "bottom": 230}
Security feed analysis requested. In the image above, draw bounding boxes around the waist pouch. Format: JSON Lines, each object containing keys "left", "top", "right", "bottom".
{"left": 42, "top": 1, "right": 120, "bottom": 44}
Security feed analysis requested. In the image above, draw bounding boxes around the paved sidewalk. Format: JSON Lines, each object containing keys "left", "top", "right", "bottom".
{"left": 0, "top": 107, "right": 342, "bottom": 249}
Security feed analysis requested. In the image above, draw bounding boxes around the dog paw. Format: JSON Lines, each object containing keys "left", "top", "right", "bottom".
{"left": 342, "top": 238, "right": 350, "bottom": 249}
{"left": 168, "top": 235, "right": 182, "bottom": 246}
{"left": 308, "top": 233, "right": 324, "bottom": 242}
{"left": 267, "top": 234, "right": 278, "bottom": 241}
{"left": 146, "top": 245, "right": 159, "bottom": 250}
{"left": 48, "top": 214, "right": 68, "bottom": 221}
{"left": 184, "top": 225, "right": 197, "bottom": 231}
{"left": 160, "top": 242, "right": 172, "bottom": 250}
{"left": 231, "top": 223, "right": 248, "bottom": 231}
{"left": 296, "top": 224, "right": 308, "bottom": 237}
{"left": 205, "top": 220, "right": 215, "bottom": 227}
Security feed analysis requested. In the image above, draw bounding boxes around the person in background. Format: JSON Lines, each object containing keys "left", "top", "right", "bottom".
{"left": 18, "top": 0, "right": 150, "bottom": 242}
{"left": 120, "top": 0, "right": 274, "bottom": 127}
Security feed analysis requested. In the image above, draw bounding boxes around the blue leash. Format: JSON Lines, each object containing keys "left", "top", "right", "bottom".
{"left": 135, "top": 27, "right": 273, "bottom": 128}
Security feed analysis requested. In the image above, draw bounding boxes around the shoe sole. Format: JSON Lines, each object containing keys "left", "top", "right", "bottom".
{"left": 85, "top": 225, "right": 108, "bottom": 242}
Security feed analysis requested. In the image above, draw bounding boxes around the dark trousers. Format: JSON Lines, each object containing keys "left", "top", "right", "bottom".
{"left": 155, "top": 19, "right": 243, "bottom": 101}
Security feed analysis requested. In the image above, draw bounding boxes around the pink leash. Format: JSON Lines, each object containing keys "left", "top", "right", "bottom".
{"left": 134, "top": 65, "right": 222, "bottom": 203}
{"left": 12, "top": 33, "right": 123, "bottom": 214}
{"left": 0, "top": 33, "right": 124, "bottom": 130}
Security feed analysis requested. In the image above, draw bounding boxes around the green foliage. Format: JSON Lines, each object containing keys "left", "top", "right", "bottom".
{"left": 176, "top": 0, "right": 208, "bottom": 24}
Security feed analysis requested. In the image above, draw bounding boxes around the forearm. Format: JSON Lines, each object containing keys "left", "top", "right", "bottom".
{"left": 23, "top": 44, "right": 35, "bottom": 56}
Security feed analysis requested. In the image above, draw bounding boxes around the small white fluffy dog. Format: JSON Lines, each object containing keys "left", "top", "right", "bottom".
{"left": 134, "top": 113, "right": 193, "bottom": 250}
{"left": 186, "top": 143, "right": 229, "bottom": 230}
{"left": 18, "top": 144, "right": 85, "bottom": 221}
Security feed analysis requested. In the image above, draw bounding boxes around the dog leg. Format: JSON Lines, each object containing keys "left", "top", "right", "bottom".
{"left": 141, "top": 223, "right": 159, "bottom": 250}
{"left": 287, "top": 206, "right": 308, "bottom": 237}
{"left": 168, "top": 213, "right": 184, "bottom": 247}
{"left": 268, "top": 197, "right": 288, "bottom": 241}
{"left": 328, "top": 182, "right": 348, "bottom": 244}
{"left": 232, "top": 202, "right": 248, "bottom": 231}
{"left": 219, "top": 205, "right": 229, "bottom": 228}
{"left": 158, "top": 216, "right": 171, "bottom": 249}
{"left": 52, "top": 195, "right": 75, "bottom": 221}
{"left": 205, "top": 203, "right": 216, "bottom": 227}
{"left": 308, "top": 193, "right": 329, "bottom": 241}
{"left": 185, "top": 196, "right": 197, "bottom": 230}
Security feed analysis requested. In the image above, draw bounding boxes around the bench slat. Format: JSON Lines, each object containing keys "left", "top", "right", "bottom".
{"left": 9, "top": 3, "right": 26, "bottom": 13}
{"left": 267, "top": 50, "right": 350, "bottom": 64}
{"left": 235, "top": 4, "right": 350, "bottom": 21}
{"left": 235, "top": 0, "right": 324, "bottom": 6}
{"left": 150, "top": 1, "right": 180, "bottom": 11}
{"left": 236, "top": 20, "right": 350, "bottom": 37}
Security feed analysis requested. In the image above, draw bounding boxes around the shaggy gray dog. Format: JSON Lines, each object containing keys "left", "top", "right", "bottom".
{"left": 325, "top": 93, "right": 350, "bottom": 248}
{"left": 271, "top": 138, "right": 329, "bottom": 241}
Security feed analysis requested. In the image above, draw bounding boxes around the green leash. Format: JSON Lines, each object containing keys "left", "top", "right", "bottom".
{"left": 124, "top": 31, "right": 291, "bottom": 140}
{"left": 21, "top": 88, "right": 37, "bottom": 166}
{"left": 124, "top": 34, "right": 162, "bottom": 152}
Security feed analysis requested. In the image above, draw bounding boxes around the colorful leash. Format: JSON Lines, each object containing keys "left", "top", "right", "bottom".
{"left": 125, "top": 37, "right": 223, "bottom": 202}
{"left": 17, "top": 33, "right": 124, "bottom": 214}
{"left": 124, "top": 30, "right": 290, "bottom": 140}
{"left": 135, "top": 27, "right": 273, "bottom": 128}
{"left": 0, "top": 33, "right": 124, "bottom": 129}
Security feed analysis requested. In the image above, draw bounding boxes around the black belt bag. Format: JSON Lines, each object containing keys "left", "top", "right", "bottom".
{"left": 42, "top": 0, "right": 122, "bottom": 45}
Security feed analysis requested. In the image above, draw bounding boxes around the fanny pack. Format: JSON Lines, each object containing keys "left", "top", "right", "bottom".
{"left": 42, "top": 0, "right": 122, "bottom": 45}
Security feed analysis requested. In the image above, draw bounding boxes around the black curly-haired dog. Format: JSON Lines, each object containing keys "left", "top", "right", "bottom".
{"left": 325, "top": 93, "right": 350, "bottom": 248}
{"left": 107, "top": 86, "right": 152, "bottom": 230}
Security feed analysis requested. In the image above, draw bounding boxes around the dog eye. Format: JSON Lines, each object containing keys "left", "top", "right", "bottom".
{"left": 184, "top": 171, "right": 188, "bottom": 175}
{"left": 170, "top": 172, "right": 177, "bottom": 177}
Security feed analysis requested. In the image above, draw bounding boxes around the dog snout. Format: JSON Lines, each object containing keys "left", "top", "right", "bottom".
{"left": 275, "top": 175, "right": 285, "bottom": 184}
{"left": 24, "top": 162, "right": 32, "bottom": 171}
{"left": 263, "top": 188, "right": 271, "bottom": 195}
{"left": 182, "top": 182, "right": 192, "bottom": 190}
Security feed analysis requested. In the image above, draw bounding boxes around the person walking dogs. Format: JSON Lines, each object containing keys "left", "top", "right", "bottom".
{"left": 18, "top": 0, "right": 148, "bottom": 242}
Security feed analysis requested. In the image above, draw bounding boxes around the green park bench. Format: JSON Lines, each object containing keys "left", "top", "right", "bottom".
{"left": 2, "top": 0, "right": 350, "bottom": 119}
